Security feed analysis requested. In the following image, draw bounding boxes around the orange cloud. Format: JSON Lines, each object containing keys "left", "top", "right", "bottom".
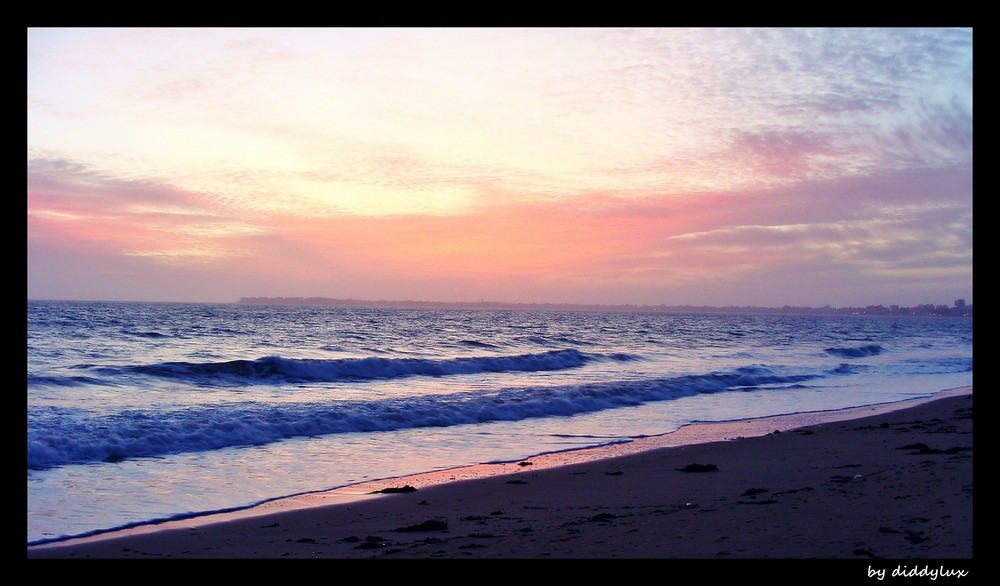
{"left": 27, "top": 154, "right": 971, "bottom": 306}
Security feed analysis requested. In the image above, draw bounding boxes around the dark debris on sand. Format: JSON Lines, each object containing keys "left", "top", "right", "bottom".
{"left": 395, "top": 520, "right": 448, "bottom": 532}
{"left": 896, "top": 442, "right": 972, "bottom": 455}
{"left": 677, "top": 463, "right": 718, "bottom": 473}
{"left": 370, "top": 485, "right": 418, "bottom": 494}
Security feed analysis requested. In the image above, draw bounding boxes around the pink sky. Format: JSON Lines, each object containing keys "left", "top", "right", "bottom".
{"left": 27, "top": 28, "right": 973, "bottom": 307}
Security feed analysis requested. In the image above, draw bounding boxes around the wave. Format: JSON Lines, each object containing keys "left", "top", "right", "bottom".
{"left": 27, "top": 365, "right": 818, "bottom": 470}
{"left": 102, "top": 348, "right": 623, "bottom": 385}
{"left": 26, "top": 374, "right": 111, "bottom": 387}
{"left": 126, "top": 331, "right": 170, "bottom": 339}
{"left": 823, "top": 344, "right": 885, "bottom": 358}
{"left": 828, "top": 363, "right": 868, "bottom": 375}
{"left": 458, "top": 340, "right": 501, "bottom": 350}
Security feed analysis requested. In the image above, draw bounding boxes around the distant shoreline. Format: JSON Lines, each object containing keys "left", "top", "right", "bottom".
{"left": 237, "top": 296, "right": 972, "bottom": 317}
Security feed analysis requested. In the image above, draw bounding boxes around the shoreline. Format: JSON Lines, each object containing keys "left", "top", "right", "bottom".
{"left": 28, "top": 387, "right": 973, "bottom": 559}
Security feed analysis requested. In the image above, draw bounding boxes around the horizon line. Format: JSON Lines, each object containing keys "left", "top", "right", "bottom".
{"left": 28, "top": 296, "right": 972, "bottom": 312}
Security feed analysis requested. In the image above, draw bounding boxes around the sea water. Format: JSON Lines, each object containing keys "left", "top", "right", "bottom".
{"left": 26, "top": 301, "right": 973, "bottom": 545}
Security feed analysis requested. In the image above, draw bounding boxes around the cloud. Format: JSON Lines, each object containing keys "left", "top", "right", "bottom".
{"left": 27, "top": 157, "right": 271, "bottom": 264}
{"left": 27, "top": 28, "right": 972, "bottom": 305}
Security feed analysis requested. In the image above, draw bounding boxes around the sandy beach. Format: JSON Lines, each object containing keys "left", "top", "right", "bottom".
{"left": 28, "top": 388, "right": 973, "bottom": 564}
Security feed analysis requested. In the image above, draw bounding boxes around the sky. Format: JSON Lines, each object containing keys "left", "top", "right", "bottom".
{"left": 27, "top": 28, "right": 973, "bottom": 307}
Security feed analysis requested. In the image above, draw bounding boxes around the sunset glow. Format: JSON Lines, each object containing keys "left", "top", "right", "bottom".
{"left": 27, "top": 28, "right": 973, "bottom": 307}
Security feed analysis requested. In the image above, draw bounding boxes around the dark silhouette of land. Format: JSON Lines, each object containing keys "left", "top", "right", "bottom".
{"left": 238, "top": 297, "right": 972, "bottom": 317}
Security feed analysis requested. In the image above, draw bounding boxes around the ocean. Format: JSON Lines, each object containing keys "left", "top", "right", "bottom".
{"left": 26, "top": 301, "right": 973, "bottom": 545}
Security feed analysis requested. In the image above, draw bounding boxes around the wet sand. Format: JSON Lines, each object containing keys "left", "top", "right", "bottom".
{"left": 28, "top": 388, "right": 972, "bottom": 565}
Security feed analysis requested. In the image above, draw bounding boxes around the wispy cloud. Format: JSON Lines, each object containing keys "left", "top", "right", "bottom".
{"left": 27, "top": 28, "right": 972, "bottom": 306}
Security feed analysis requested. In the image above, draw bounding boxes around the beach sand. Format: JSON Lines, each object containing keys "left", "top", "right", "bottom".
{"left": 28, "top": 388, "right": 973, "bottom": 563}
